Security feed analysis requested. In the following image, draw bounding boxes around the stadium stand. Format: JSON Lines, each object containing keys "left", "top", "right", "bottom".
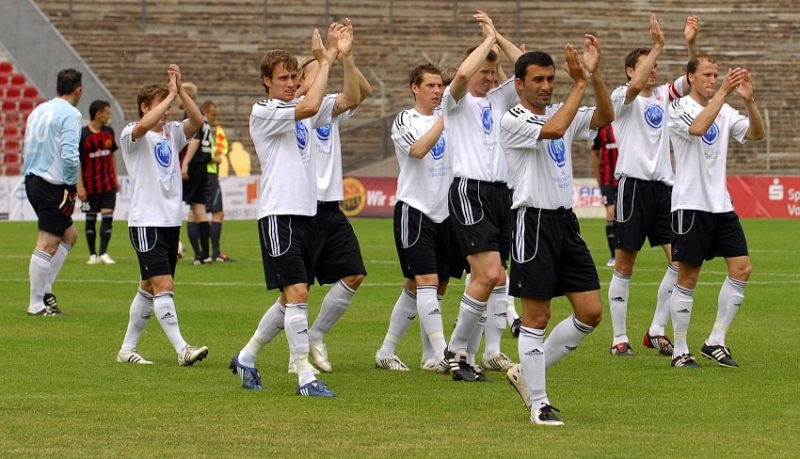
{"left": 0, "top": 57, "right": 44, "bottom": 176}
{"left": 19, "top": 0, "right": 800, "bottom": 174}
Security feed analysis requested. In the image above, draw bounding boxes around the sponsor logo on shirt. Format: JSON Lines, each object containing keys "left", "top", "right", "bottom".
{"left": 481, "top": 106, "right": 493, "bottom": 134}
{"left": 702, "top": 122, "right": 720, "bottom": 146}
{"left": 154, "top": 140, "right": 171, "bottom": 167}
{"left": 431, "top": 134, "right": 446, "bottom": 160}
{"left": 644, "top": 104, "right": 664, "bottom": 128}
{"left": 316, "top": 124, "right": 331, "bottom": 142}
{"left": 296, "top": 121, "right": 308, "bottom": 151}
{"left": 548, "top": 138, "right": 567, "bottom": 168}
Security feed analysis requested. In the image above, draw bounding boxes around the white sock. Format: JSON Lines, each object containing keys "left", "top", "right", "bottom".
{"left": 121, "top": 288, "right": 153, "bottom": 351}
{"left": 544, "top": 314, "right": 595, "bottom": 369}
{"left": 379, "top": 288, "right": 417, "bottom": 357}
{"left": 670, "top": 284, "right": 694, "bottom": 357}
{"left": 417, "top": 286, "right": 446, "bottom": 361}
{"left": 45, "top": 242, "right": 71, "bottom": 293}
{"left": 239, "top": 299, "right": 286, "bottom": 367}
{"left": 608, "top": 271, "right": 630, "bottom": 345}
{"left": 507, "top": 295, "right": 520, "bottom": 325}
{"left": 28, "top": 250, "right": 51, "bottom": 313}
{"left": 449, "top": 293, "right": 486, "bottom": 354}
{"left": 649, "top": 265, "right": 678, "bottom": 336}
{"left": 419, "top": 295, "right": 442, "bottom": 362}
{"left": 153, "top": 292, "right": 188, "bottom": 353}
{"left": 467, "top": 313, "right": 486, "bottom": 364}
{"left": 483, "top": 285, "right": 507, "bottom": 359}
{"left": 519, "top": 326, "right": 549, "bottom": 408}
{"left": 309, "top": 280, "right": 355, "bottom": 344}
{"left": 707, "top": 277, "right": 746, "bottom": 346}
{"left": 285, "top": 303, "right": 314, "bottom": 386}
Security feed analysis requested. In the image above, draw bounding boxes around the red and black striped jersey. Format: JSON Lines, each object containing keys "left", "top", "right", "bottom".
{"left": 79, "top": 125, "right": 118, "bottom": 194}
{"left": 593, "top": 125, "right": 619, "bottom": 187}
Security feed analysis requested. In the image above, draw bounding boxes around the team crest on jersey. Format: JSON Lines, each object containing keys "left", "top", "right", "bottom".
{"left": 548, "top": 138, "right": 567, "bottom": 168}
{"left": 154, "top": 140, "right": 171, "bottom": 167}
{"left": 644, "top": 104, "right": 664, "bottom": 128}
{"left": 481, "top": 106, "right": 493, "bottom": 134}
{"left": 104, "top": 138, "right": 113, "bottom": 149}
{"left": 296, "top": 121, "right": 308, "bottom": 150}
{"left": 316, "top": 124, "right": 331, "bottom": 141}
{"left": 702, "top": 122, "right": 720, "bottom": 145}
{"left": 431, "top": 134, "right": 446, "bottom": 160}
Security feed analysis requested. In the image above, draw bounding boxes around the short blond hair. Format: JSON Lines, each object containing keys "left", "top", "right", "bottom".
{"left": 180, "top": 82, "right": 197, "bottom": 109}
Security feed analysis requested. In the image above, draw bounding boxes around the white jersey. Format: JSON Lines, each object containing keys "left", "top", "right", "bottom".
{"left": 501, "top": 103, "right": 597, "bottom": 209}
{"left": 668, "top": 96, "right": 750, "bottom": 213}
{"left": 310, "top": 94, "right": 356, "bottom": 202}
{"left": 250, "top": 97, "right": 334, "bottom": 218}
{"left": 392, "top": 107, "right": 451, "bottom": 223}
{"left": 120, "top": 121, "right": 189, "bottom": 227}
{"left": 442, "top": 78, "right": 519, "bottom": 183}
{"left": 610, "top": 78, "right": 684, "bottom": 184}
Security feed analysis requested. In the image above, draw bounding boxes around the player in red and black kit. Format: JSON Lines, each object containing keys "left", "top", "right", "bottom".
{"left": 591, "top": 124, "right": 619, "bottom": 267}
{"left": 78, "top": 99, "right": 119, "bottom": 265}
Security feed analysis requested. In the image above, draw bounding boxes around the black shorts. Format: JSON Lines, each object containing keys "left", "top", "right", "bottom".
{"left": 313, "top": 201, "right": 367, "bottom": 285}
{"left": 447, "top": 177, "right": 511, "bottom": 262}
{"left": 258, "top": 215, "right": 315, "bottom": 290}
{"left": 24, "top": 174, "right": 73, "bottom": 237}
{"left": 81, "top": 190, "right": 117, "bottom": 214}
{"left": 129, "top": 226, "right": 181, "bottom": 280}
{"left": 205, "top": 173, "right": 223, "bottom": 213}
{"left": 671, "top": 210, "right": 748, "bottom": 266}
{"left": 614, "top": 176, "right": 672, "bottom": 250}
{"left": 183, "top": 162, "right": 208, "bottom": 205}
{"left": 600, "top": 185, "right": 617, "bottom": 207}
{"left": 509, "top": 207, "right": 600, "bottom": 300}
{"left": 394, "top": 201, "right": 453, "bottom": 281}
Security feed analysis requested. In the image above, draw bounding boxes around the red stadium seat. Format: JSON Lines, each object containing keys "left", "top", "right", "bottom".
{"left": 3, "top": 125, "right": 20, "bottom": 139}
{"left": 4, "top": 165, "right": 21, "bottom": 176}
{"left": 5, "top": 86, "right": 21, "bottom": 99}
{"left": 2, "top": 100, "right": 17, "bottom": 112}
{"left": 4, "top": 140, "right": 21, "bottom": 155}
{"left": 18, "top": 100, "right": 34, "bottom": 114}
{"left": 0, "top": 61, "right": 12, "bottom": 75}
{"left": 3, "top": 152, "right": 21, "bottom": 164}
{"left": 22, "top": 86, "right": 38, "bottom": 98}
{"left": 10, "top": 73, "right": 26, "bottom": 87}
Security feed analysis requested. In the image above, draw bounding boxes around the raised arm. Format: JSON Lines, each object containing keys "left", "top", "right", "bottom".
{"left": 736, "top": 69, "right": 765, "bottom": 141}
{"left": 584, "top": 35, "right": 614, "bottom": 128}
{"left": 295, "top": 28, "right": 334, "bottom": 121}
{"left": 476, "top": 11, "right": 524, "bottom": 68}
{"left": 626, "top": 14, "right": 665, "bottom": 103}
{"left": 131, "top": 67, "right": 178, "bottom": 140}
{"left": 689, "top": 67, "right": 745, "bottom": 136}
{"left": 409, "top": 116, "right": 445, "bottom": 159}
{"left": 333, "top": 19, "right": 362, "bottom": 116}
{"left": 685, "top": 16, "right": 700, "bottom": 60}
{"left": 450, "top": 23, "right": 496, "bottom": 101}
{"left": 539, "top": 44, "right": 588, "bottom": 139}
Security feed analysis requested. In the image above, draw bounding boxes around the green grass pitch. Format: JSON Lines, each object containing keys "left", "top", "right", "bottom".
{"left": 0, "top": 218, "right": 798, "bottom": 458}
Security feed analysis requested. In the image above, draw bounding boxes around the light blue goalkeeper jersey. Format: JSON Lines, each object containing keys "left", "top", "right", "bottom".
{"left": 21, "top": 98, "right": 82, "bottom": 186}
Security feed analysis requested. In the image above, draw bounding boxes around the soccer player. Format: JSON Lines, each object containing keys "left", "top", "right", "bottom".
{"left": 23, "top": 69, "right": 83, "bottom": 316}
{"left": 200, "top": 100, "right": 233, "bottom": 262}
{"left": 500, "top": 38, "right": 614, "bottom": 425}
{"left": 590, "top": 124, "right": 618, "bottom": 267}
{"left": 284, "top": 19, "right": 371, "bottom": 374}
{"left": 116, "top": 64, "right": 209, "bottom": 367}
{"left": 666, "top": 56, "right": 764, "bottom": 368}
{"left": 180, "top": 82, "right": 212, "bottom": 265}
{"left": 78, "top": 99, "right": 119, "bottom": 265}
{"left": 606, "top": 14, "right": 699, "bottom": 357}
{"left": 229, "top": 24, "right": 359, "bottom": 396}
{"left": 438, "top": 10, "right": 523, "bottom": 382}
{"left": 375, "top": 63, "right": 451, "bottom": 371}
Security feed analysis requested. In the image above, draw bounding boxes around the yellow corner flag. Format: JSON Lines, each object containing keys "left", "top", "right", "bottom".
{"left": 215, "top": 124, "right": 229, "bottom": 156}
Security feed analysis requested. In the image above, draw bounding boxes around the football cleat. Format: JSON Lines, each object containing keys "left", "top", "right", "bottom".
{"left": 442, "top": 347, "right": 477, "bottom": 382}
{"left": 610, "top": 342, "right": 636, "bottom": 356}
{"left": 178, "top": 345, "right": 208, "bottom": 366}
{"left": 288, "top": 358, "right": 320, "bottom": 375}
{"left": 531, "top": 404, "right": 564, "bottom": 426}
{"left": 215, "top": 252, "right": 235, "bottom": 262}
{"left": 117, "top": 348, "right": 153, "bottom": 365}
{"left": 374, "top": 353, "right": 410, "bottom": 371}
{"left": 606, "top": 257, "right": 616, "bottom": 267}
{"left": 643, "top": 332, "right": 674, "bottom": 356}
{"left": 420, "top": 358, "right": 437, "bottom": 371}
{"left": 507, "top": 364, "right": 532, "bottom": 411}
{"left": 482, "top": 352, "right": 516, "bottom": 371}
{"left": 701, "top": 343, "right": 739, "bottom": 368}
{"left": 671, "top": 353, "right": 701, "bottom": 368}
{"left": 472, "top": 365, "right": 494, "bottom": 383}
{"left": 99, "top": 253, "right": 116, "bottom": 265}
{"left": 296, "top": 379, "right": 336, "bottom": 397}
{"left": 87, "top": 254, "right": 100, "bottom": 265}
{"left": 29, "top": 293, "right": 66, "bottom": 316}
{"left": 229, "top": 353, "right": 262, "bottom": 390}
{"left": 310, "top": 341, "right": 332, "bottom": 373}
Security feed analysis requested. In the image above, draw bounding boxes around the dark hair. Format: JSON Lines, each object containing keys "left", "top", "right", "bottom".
{"left": 687, "top": 53, "right": 717, "bottom": 76}
{"left": 462, "top": 46, "right": 499, "bottom": 63}
{"left": 409, "top": 63, "right": 442, "bottom": 87}
{"left": 89, "top": 100, "right": 110, "bottom": 121}
{"left": 624, "top": 47, "right": 651, "bottom": 80}
{"left": 136, "top": 84, "right": 169, "bottom": 118}
{"left": 260, "top": 50, "right": 297, "bottom": 92}
{"left": 514, "top": 51, "right": 555, "bottom": 80}
{"left": 56, "top": 69, "right": 82, "bottom": 96}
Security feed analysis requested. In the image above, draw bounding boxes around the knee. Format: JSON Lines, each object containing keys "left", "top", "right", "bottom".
{"left": 575, "top": 302, "right": 603, "bottom": 328}
{"left": 343, "top": 274, "right": 365, "bottom": 291}
{"left": 732, "top": 263, "right": 752, "bottom": 282}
